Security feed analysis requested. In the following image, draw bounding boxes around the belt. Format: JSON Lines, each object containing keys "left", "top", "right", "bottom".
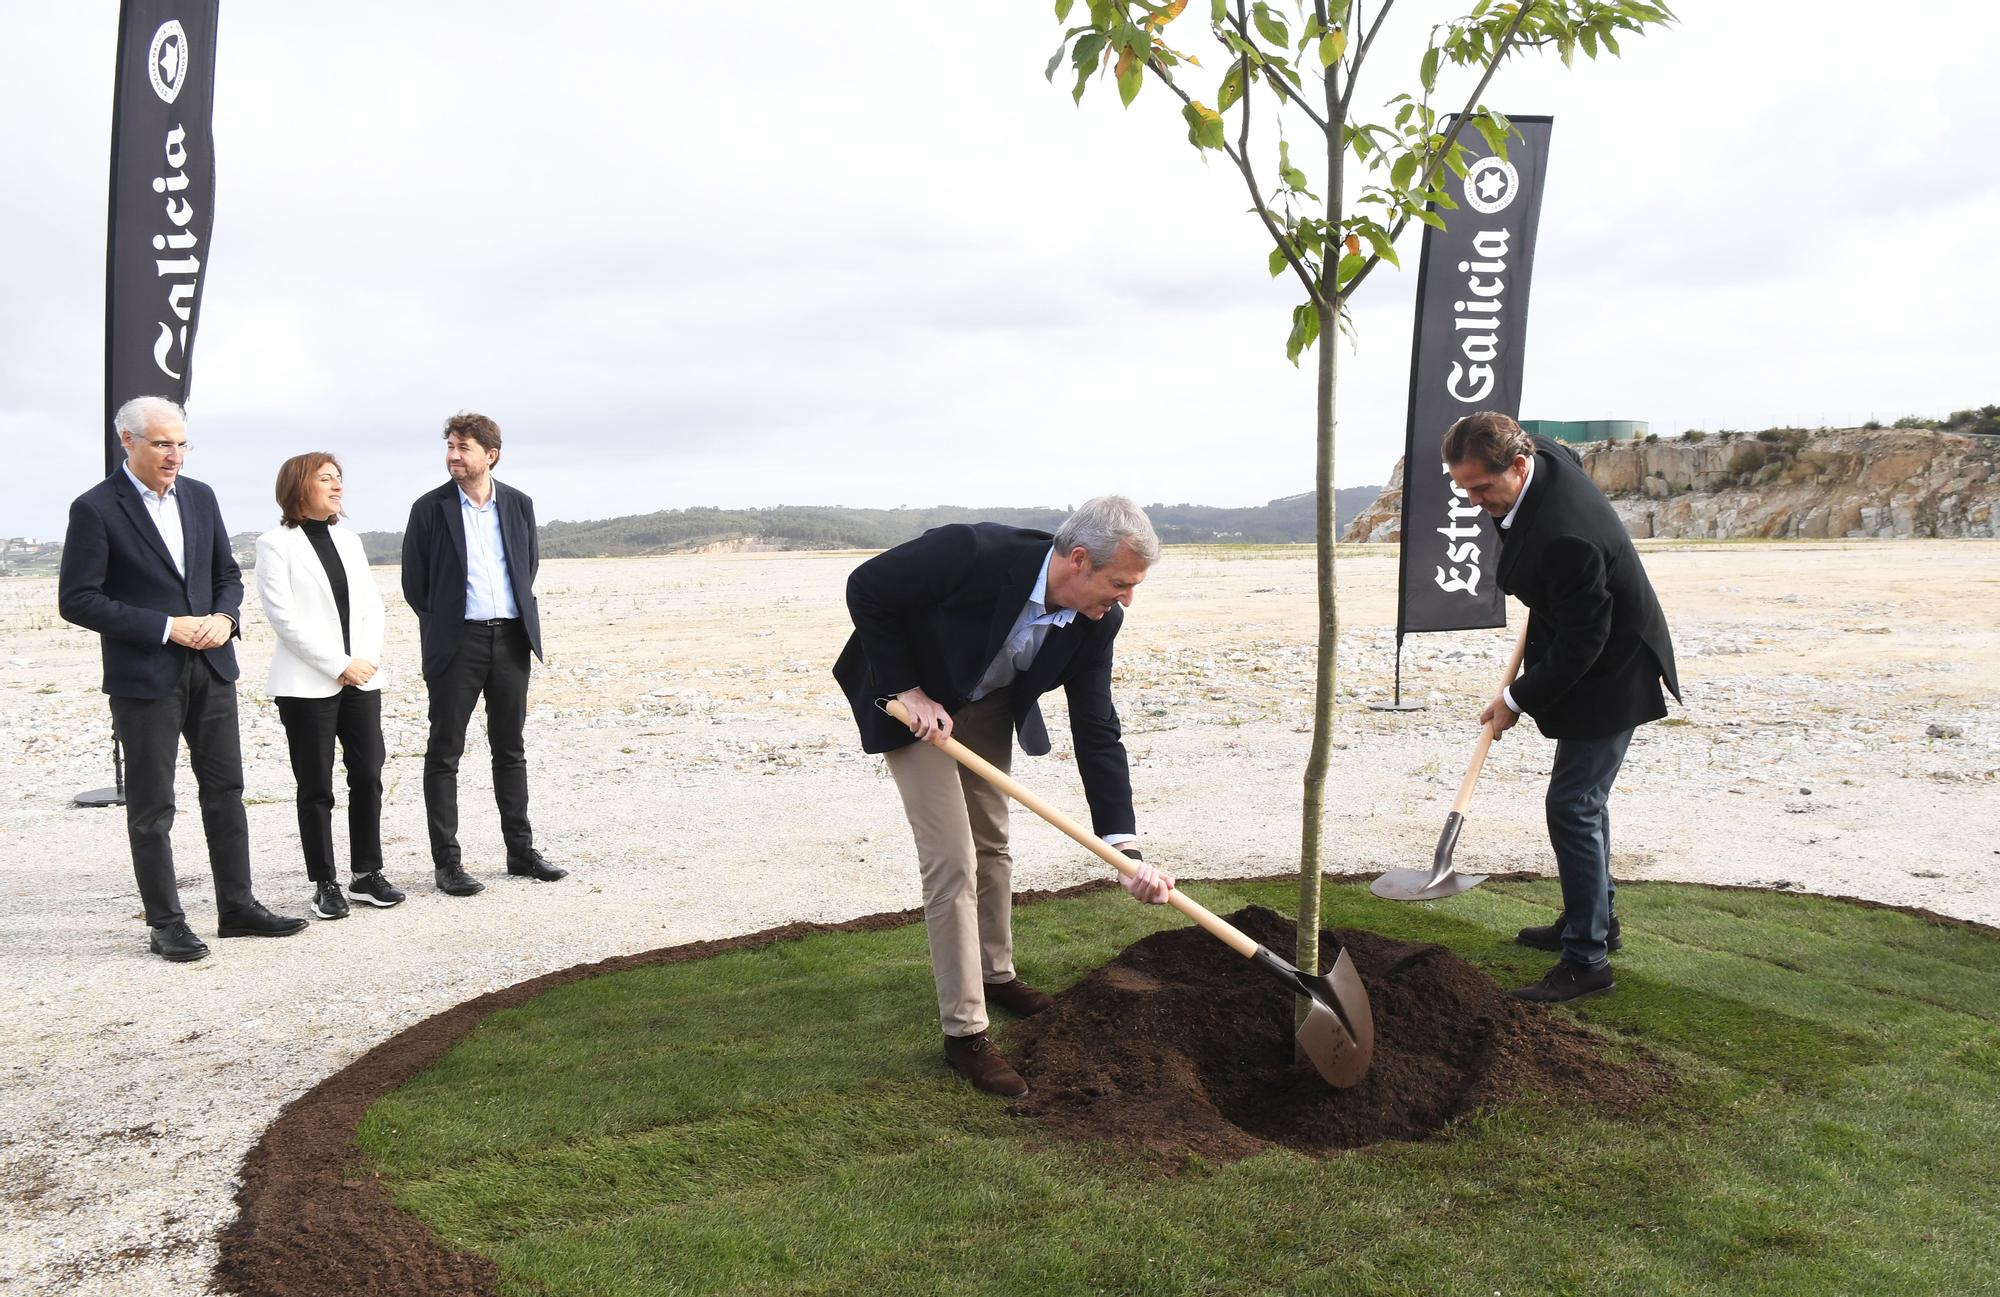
{"left": 466, "top": 617, "right": 519, "bottom": 627}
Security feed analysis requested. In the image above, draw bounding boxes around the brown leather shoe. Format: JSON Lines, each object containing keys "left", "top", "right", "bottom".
{"left": 983, "top": 977, "right": 1055, "bottom": 1017}
{"left": 942, "top": 1032, "right": 1029, "bottom": 1098}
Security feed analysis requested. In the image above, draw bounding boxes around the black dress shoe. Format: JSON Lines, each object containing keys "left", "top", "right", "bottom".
{"left": 1511, "top": 959, "right": 1616, "bottom": 1003}
{"left": 148, "top": 921, "right": 209, "bottom": 963}
{"left": 217, "top": 901, "right": 309, "bottom": 938}
{"left": 1516, "top": 912, "right": 1622, "bottom": 953}
{"left": 506, "top": 850, "right": 567, "bottom": 882}
{"left": 435, "top": 866, "right": 485, "bottom": 896}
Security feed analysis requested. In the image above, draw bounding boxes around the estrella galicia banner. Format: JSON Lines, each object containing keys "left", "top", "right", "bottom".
{"left": 104, "top": 0, "right": 220, "bottom": 474}
{"left": 1393, "top": 115, "right": 1551, "bottom": 635}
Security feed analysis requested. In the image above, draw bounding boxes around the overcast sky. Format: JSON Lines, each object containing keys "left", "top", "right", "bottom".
{"left": 4, "top": 2, "right": 1995, "bottom": 538}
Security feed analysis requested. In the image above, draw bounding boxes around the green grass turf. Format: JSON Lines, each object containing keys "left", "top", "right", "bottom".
{"left": 358, "top": 881, "right": 2000, "bottom": 1296}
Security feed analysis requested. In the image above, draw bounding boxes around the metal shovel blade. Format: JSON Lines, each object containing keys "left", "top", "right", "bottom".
{"left": 1372, "top": 810, "right": 1487, "bottom": 902}
{"left": 1257, "top": 945, "right": 1374, "bottom": 1088}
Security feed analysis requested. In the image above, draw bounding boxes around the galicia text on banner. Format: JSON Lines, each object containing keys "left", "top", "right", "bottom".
{"left": 104, "top": 0, "right": 221, "bottom": 474}
{"left": 1392, "top": 116, "right": 1552, "bottom": 635}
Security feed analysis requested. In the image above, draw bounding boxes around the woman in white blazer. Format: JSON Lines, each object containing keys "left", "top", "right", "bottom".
{"left": 255, "top": 452, "right": 400, "bottom": 919}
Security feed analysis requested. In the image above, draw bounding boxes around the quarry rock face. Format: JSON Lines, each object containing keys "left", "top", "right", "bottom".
{"left": 1343, "top": 428, "right": 2000, "bottom": 542}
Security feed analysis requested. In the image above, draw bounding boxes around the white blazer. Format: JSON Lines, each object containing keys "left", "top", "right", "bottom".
{"left": 254, "top": 522, "right": 387, "bottom": 698}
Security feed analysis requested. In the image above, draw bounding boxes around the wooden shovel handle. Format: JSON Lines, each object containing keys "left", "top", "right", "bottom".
{"left": 1449, "top": 621, "right": 1532, "bottom": 815}
{"left": 882, "top": 699, "right": 1260, "bottom": 960}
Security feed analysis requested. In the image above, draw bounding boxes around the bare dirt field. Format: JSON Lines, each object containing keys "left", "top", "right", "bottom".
{"left": 1, "top": 540, "right": 1995, "bottom": 1295}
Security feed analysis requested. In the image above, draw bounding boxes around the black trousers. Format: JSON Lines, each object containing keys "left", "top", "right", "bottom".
{"left": 423, "top": 619, "right": 534, "bottom": 868}
{"left": 108, "top": 657, "right": 256, "bottom": 927}
{"left": 275, "top": 687, "right": 385, "bottom": 883}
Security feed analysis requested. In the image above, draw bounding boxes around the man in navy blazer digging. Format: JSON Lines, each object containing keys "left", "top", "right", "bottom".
{"left": 835, "top": 496, "right": 1176, "bottom": 1098}
{"left": 402, "top": 411, "right": 565, "bottom": 896}
{"left": 1444, "top": 412, "right": 1680, "bottom": 1004}
{"left": 58, "top": 396, "right": 307, "bottom": 962}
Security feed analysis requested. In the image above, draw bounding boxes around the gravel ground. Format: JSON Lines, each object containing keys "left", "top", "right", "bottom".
{"left": 1, "top": 541, "right": 1995, "bottom": 1296}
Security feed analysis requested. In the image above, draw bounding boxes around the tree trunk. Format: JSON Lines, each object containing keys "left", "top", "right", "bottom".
{"left": 1297, "top": 49, "right": 1346, "bottom": 1030}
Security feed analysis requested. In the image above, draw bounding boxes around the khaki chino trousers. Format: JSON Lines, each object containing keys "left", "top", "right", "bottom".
{"left": 885, "top": 691, "right": 1020, "bottom": 1038}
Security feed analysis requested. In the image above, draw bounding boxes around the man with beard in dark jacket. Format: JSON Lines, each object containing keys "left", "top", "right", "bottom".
{"left": 1443, "top": 412, "right": 1680, "bottom": 1003}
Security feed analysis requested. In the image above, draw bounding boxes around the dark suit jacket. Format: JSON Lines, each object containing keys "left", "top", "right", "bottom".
{"left": 401, "top": 479, "right": 542, "bottom": 682}
{"left": 833, "top": 523, "right": 1137, "bottom": 837}
{"left": 58, "top": 470, "right": 243, "bottom": 699}
{"left": 1498, "top": 436, "right": 1681, "bottom": 739}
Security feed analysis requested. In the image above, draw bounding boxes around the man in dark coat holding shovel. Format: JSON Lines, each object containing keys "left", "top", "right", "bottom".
{"left": 834, "top": 496, "right": 1176, "bottom": 1098}
{"left": 1443, "top": 412, "right": 1680, "bottom": 1004}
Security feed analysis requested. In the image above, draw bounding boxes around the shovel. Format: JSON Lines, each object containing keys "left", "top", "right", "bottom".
{"left": 883, "top": 699, "right": 1374, "bottom": 1088}
{"left": 1371, "top": 622, "right": 1530, "bottom": 902}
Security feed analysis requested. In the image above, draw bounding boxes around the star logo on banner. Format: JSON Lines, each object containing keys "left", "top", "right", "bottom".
{"left": 147, "top": 20, "right": 188, "bottom": 104}
{"left": 1463, "top": 155, "right": 1521, "bottom": 215}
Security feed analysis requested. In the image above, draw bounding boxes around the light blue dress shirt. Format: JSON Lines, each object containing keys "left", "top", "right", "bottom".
{"left": 459, "top": 486, "right": 519, "bottom": 621}
{"left": 969, "top": 548, "right": 1074, "bottom": 702}
{"left": 969, "top": 547, "right": 1134, "bottom": 845}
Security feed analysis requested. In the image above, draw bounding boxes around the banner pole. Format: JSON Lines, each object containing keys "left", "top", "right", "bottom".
{"left": 1369, "top": 630, "right": 1426, "bottom": 713}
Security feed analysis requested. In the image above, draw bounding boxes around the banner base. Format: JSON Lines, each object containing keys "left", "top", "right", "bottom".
{"left": 1367, "top": 699, "right": 1427, "bottom": 712}
{"left": 73, "top": 786, "right": 125, "bottom": 808}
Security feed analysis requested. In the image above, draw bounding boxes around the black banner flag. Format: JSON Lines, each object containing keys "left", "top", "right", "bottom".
{"left": 1393, "top": 115, "right": 1552, "bottom": 635}
{"left": 104, "top": 0, "right": 220, "bottom": 474}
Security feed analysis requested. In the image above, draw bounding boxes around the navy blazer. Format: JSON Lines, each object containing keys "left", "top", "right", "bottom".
{"left": 832, "top": 523, "right": 1137, "bottom": 838}
{"left": 58, "top": 470, "right": 244, "bottom": 699}
{"left": 1498, "top": 437, "right": 1681, "bottom": 739}
{"left": 400, "top": 479, "right": 543, "bottom": 681}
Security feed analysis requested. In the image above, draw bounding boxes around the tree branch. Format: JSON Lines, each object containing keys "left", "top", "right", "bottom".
{"left": 1219, "top": 10, "right": 1332, "bottom": 135}
{"left": 1144, "top": 53, "right": 1321, "bottom": 305}
{"left": 1341, "top": 0, "right": 1534, "bottom": 300}
{"left": 1340, "top": 0, "right": 1397, "bottom": 114}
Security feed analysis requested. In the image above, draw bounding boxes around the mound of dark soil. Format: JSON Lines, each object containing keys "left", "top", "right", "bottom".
{"left": 1007, "top": 905, "right": 1667, "bottom": 1162}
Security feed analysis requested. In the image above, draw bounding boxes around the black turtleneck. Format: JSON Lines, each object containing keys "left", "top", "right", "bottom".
{"left": 299, "top": 518, "right": 351, "bottom": 654}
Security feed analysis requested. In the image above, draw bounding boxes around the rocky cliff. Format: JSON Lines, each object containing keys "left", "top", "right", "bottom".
{"left": 1342, "top": 427, "right": 2000, "bottom": 542}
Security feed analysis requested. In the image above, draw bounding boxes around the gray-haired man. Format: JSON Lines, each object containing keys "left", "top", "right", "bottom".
{"left": 833, "top": 496, "right": 1175, "bottom": 1098}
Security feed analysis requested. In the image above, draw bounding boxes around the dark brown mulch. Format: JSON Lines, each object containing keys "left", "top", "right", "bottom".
{"left": 1005, "top": 904, "right": 1670, "bottom": 1164}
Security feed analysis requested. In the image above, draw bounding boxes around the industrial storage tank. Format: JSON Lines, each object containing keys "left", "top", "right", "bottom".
{"left": 1519, "top": 419, "right": 1647, "bottom": 444}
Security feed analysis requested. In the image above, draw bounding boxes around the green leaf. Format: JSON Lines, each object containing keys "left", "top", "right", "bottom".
{"left": 1045, "top": 40, "right": 1069, "bottom": 82}
{"left": 1181, "top": 100, "right": 1226, "bottom": 150}
{"left": 1444, "top": 141, "right": 1469, "bottom": 178}
{"left": 1318, "top": 28, "right": 1347, "bottom": 68}
{"left": 1602, "top": 29, "right": 1622, "bottom": 56}
{"left": 1054, "top": 0, "right": 1076, "bottom": 20}
{"left": 1360, "top": 223, "right": 1399, "bottom": 267}
{"left": 1252, "top": 2, "right": 1289, "bottom": 46}
{"left": 1415, "top": 207, "right": 1447, "bottom": 230}
{"left": 1269, "top": 243, "right": 1290, "bottom": 278}
{"left": 1217, "top": 61, "right": 1246, "bottom": 112}
{"left": 1117, "top": 58, "right": 1144, "bottom": 106}
{"left": 1581, "top": 27, "right": 1598, "bottom": 58}
{"left": 1211, "top": 0, "right": 1226, "bottom": 22}
{"left": 1336, "top": 251, "right": 1366, "bottom": 289}
{"left": 1285, "top": 301, "right": 1320, "bottom": 365}
{"left": 1327, "top": 0, "right": 1351, "bottom": 23}
{"left": 1420, "top": 46, "right": 1440, "bottom": 93}
{"left": 1390, "top": 151, "right": 1418, "bottom": 192}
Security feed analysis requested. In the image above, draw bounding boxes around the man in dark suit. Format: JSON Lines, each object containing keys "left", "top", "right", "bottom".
{"left": 58, "top": 396, "right": 307, "bottom": 962}
{"left": 834, "top": 496, "right": 1175, "bottom": 1097}
{"left": 401, "top": 411, "right": 564, "bottom": 896}
{"left": 1444, "top": 411, "right": 1681, "bottom": 1003}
